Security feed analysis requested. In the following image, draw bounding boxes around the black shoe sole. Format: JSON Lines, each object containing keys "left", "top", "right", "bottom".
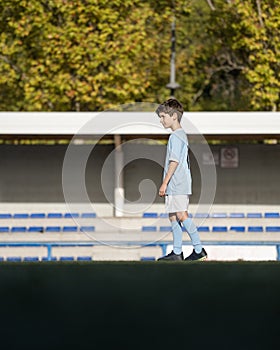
{"left": 185, "top": 256, "right": 208, "bottom": 261}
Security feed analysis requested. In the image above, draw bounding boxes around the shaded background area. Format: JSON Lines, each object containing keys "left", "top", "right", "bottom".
{"left": 0, "top": 262, "right": 279, "bottom": 349}
{"left": 0, "top": 142, "right": 279, "bottom": 204}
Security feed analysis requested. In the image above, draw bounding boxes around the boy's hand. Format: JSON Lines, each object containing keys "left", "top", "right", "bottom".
{"left": 159, "top": 183, "right": 167, "bottom": 197}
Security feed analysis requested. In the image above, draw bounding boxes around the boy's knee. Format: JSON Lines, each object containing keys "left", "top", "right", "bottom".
{"left": 177, "top": 211, "right": 188, "bottom": 222}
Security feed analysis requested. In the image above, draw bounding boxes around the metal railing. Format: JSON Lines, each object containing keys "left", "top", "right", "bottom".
{"left": 0, "top": 240, "right": 280, "bottom": 261}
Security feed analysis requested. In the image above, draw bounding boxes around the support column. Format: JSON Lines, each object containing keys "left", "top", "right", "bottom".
{"left": 114, "top": 135, "right": 124, "bottom": 217}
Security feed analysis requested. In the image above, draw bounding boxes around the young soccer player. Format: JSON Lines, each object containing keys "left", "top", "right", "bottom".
{"left": 156, "top": 98, "right": 207, "bottom": 261}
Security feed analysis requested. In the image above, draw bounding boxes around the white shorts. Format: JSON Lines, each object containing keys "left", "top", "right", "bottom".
{"left": 165, "top": 195, "right": 189, "bottom": 213}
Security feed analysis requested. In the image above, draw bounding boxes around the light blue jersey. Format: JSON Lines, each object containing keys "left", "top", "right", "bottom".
{"left": 164, "top": 128, "right": 192, "bottom": 195}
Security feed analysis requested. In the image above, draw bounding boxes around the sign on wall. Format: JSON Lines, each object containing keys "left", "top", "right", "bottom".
{"left": 220, "top": 147, "right": 239, "bottom": 168}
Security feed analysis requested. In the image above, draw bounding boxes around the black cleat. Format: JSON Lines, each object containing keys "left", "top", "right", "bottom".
{"left": 184, "top": 248, "right": 207, "bottom": 261}
{"left": 157, "top": 250, "right": 184, "bottom": 261}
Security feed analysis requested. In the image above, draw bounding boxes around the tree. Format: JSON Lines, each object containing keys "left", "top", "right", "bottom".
{"left": 231, "top": 0, "right": 280, "bottom": 110}
{"left": 0, "top": 0, "right": 190, "bottom": 111}
{"left": 193, "top": 0, "right": 280, "bottom": 111}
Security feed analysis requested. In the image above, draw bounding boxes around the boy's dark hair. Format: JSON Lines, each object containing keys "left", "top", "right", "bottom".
{"left": 156, "top": 98, "right": 184, "bottom": 122}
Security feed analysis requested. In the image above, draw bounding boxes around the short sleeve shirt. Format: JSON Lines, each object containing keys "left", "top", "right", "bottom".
{"left": 164, "top": 128, "right": 192, "bottom": 195}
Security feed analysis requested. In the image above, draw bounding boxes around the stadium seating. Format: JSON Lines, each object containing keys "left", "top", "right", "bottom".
{"left": 229, "top": 213, "right": 245, "bottom": 218}
{"left": 197, "top": 226, "right": 210, "bottom": 232}
{"left": 13, "top": 213, "right": 29, "bottom": 219}
{"left": 0, "top": 212, "right": 97, "bottom": 219}
{"left": 23, "top": 257, "right": 40, "bottom": 262}
{"left": 77, "top": 256, "right": 92, "bottom": 261}
{"left": 230, "top": 226, "right": 246, "bottom": 232}
{"left": 64, "top": 213, "right": 79, "bottom": 218}
{"left": 41, "top": 257, "right": 57, "bottom": 261}
{"left": 212, "top": 226, "right": 228, "bottom": 232}
{"left": 266, "top": 226, "right": 280, "bottom": 232}
{"left": 159, "top": 226, "right": 172, "bottom": 232}
{"left": 142, "top": 226, "right": 157, "bottom": 232}
{"left": 0, "top": 214, "right": 12, "bottom": 219}
{"left": 30, "top": 213, "right": 46, "bottom": 218}
{"left": 248, "top": 226, "right": 263, "bottom": 232}
{"left": 80, "top": 226, "right": 95, "bottom": 232}
{"left": 265, "top": 213, "right": 280, "bottom": 218}
{"left": 140, "top": 257, "right": 156, "bottom": 261}
{"left": 59, "top": 256, "right": 75, "bottom": 261}
{"left": 28, "top": 226, "right": 44, "bottom": 232}
{"left": 62, "top": 226, "right": 78, "bottom": 232}
{"left": 11, "top": 227, "right": 27, "bottom": 232}
{"left": 6, "top": 257, "right": 21, "bottom": 262}
{"left": 141, "top": 211, "right": 280, "bottom": 219}
{"left": 45, "top": 226, "right": 61, "bottom": 232}
{"left": 47, "top": 213, "right": 63, "bottom": 218}
{"left": 211, "top": 213, "right": 227, "bottom": 218}
{"left": 247, "top": 213, "right": 262, "bottom": 218}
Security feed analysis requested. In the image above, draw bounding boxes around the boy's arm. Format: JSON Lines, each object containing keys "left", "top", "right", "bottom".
{"left": 159, "top": 161, "right": 178, "bottom": 197}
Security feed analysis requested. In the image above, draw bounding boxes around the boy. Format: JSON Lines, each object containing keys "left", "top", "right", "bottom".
{"left": 156, "top": 98, "right": 207, "bottom": 261}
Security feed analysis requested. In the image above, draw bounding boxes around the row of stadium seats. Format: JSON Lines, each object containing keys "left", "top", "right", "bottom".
{"left": 0, "top": 212, "right": 279, "bottom": 219}
{"left": 142, "top": 225, "right": 280, "bottom": 232}
{"left": 0, "top": 226, "right": 95, "bottom": 233}
{"left": 0, "top": 213, "right": 96, "bottom": 219}
{"left": 1, "top": 225, "right": 280, "bottom": 233}
{"left": 0, "top": 256, "right": 92, "bottom": 262}
{"left": 143, "top": 212, "right": 280, "bottom": 218}
{"left": 1, "top": 256, "right": 156, "bottom": 262}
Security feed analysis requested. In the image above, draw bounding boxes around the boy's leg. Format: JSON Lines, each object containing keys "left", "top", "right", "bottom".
{"left": 157, "top": 213, "right": 184, "bottom": 260}
{"left": 169, "top": 214, "right": 183, "bottom": 255}
{"left": 177, "top": 211, "right": 203, "bottom": 254}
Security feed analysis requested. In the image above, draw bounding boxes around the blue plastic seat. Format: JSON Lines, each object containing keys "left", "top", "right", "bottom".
{"left": 46, "top": 226, "right": 61, "bottom": 232}
{"left": 13, "top": 213, "right": 29, "bottom": 219}
{"left": 0, "top": 214, "right": 12, "bottom": 219}
{"left": 77, "top": 256, "right": 92, "bottom": 261}
{"left": 7, "top": 257, "right": 21, "bottom": 262}
{"left": 141, "top": 257, "right": 156, "bottom": 261}
{"left": 212, "top": 226, "right": 228, "bottom": 232}
{"left": 142, "top": 226, "right": 157, "bottom": 232}
{"left": 0, "top": 227, "right": 9, "bottom": 233}
{"left": 42, "top": 257, "right": 57, "bottom": 261}
{"left": 159, "top": 213, "right": 168, "bottom": 218}
{"left": 265, "top": 212, "right": 279, "bottom": 218}
{"left": 247, "top": 213, "right": 262, "bottom": 218}
{"left": 80, "top": 226, "right": 95, "bottom": 232}
{"left": 248, "top": 226, "right": 263, "bottom": 232}
{"left": 30, "top": 213, "right": 46, "bottom": 219}
{"left": 142, "top": 212, "right": 158, "bottom": 218}
{"left": 11, "top": 227, "right": 27, "bottom": 233}
{"left": 194, "top": 213, "right": 209, "bottom": 218}
{"left": 64, "top": 213, "right": 79, "bottom": 218}
{"left": 230, "top": 226, "right": 245, "bottom": 232}
{"left": 62, "top": 226, "right": 78, "bottom": 232}
{"left": 197, "top": 226, "right": 210, "bottom": 232}
{"left": 59, "top": 256, "right": 75, "bottom": 261}
{"left": 211, "top": 213, "right": 227, "bottom": 218}
{"left": 81, "top": 213, "right": 96, "bottom": 218}
{"left": 229, "top": 213, "right": 245, "bottom": 218}
{"left": 47, "top": 213, "right": 63, "bottom": 218}
{"left": 159, "top": 226, "right": 171, "bottom": 232}
{"left": 266, "top": 226, "right": 280, "bottom": 232}
{"left": 23, "top": 257, "right": 39, "bottom": 262}
{"left": 28, "top": 226, "right": 44, "bottom": 232}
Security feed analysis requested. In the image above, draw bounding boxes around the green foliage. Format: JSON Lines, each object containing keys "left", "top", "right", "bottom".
{"left": 0, "top": 0, "right": 179, "bottom": 111}
{"left": 1, "top": 0, "right": 280, "bottom": 111}
{"left": 195, "top": 0, "right": 280, "bottom": 111}
{"left": 232, "top": 0, "right": 280, "bottom": 110}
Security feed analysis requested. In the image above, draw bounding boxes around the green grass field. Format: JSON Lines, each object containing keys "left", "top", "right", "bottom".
{"left": 0, "top": 261, "right": 279, "bottom": 349}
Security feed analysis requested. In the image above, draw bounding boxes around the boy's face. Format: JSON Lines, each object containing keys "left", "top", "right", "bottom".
{"left": 159, "top": 112, "right": 178, "bottom": 129}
